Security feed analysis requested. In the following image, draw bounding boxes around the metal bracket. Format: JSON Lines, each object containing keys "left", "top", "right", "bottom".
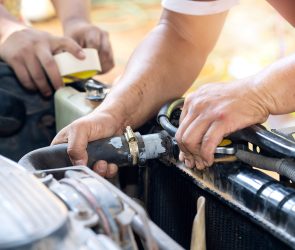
{"left": 215, "top": 146, "right": 236, "bottom": 155}
{"left": 85, "top": 79, "right": 110, "bottom": 101}
{"left": 124, "top": 126, "right": 139, "bottom": 166}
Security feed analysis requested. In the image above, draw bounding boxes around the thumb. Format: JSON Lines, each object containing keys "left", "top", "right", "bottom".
{"left": 67, "top": 126, "right": 89, "bottom": 166}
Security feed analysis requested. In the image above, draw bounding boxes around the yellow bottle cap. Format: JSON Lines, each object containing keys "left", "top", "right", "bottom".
{"left": 218, "top": 139, "right": 232, "bottom": 147}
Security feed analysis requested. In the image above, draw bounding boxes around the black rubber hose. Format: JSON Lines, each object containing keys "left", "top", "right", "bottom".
{"left": 157, "top": 98, "right": 184, "bottom": 137}
{"left": 19, "top": 135, "right": 131, "bottom": 171}
{"left": 158, "top": 116, "right": 177, "bottom": 137}
{"left": 19, "top": 132, "right": 172, "bottom": 171}
{"left": 158, "top": 99, "right": 295, "bottom": 158}
{"left": 231, "top": 125, "right": 295, "bottom": 158}
{"left": 236, "top": 150, "right": 295, "bottom": 182}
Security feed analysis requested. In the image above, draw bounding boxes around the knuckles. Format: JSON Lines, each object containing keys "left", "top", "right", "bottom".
{"left": 42, "top": 57, "right": 55, "bottom": 68}
{"left": 181, "top": 134, "right": 195, "bottom": 152}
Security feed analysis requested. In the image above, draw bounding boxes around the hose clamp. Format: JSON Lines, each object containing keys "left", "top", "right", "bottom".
{"left": 124, "top": 126, "right": 139, "bottom": 165}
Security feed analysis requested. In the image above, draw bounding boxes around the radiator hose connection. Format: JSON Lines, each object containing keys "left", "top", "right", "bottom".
{"left": 157, "top": 98, "right": 295, "bottom": 183}
{"left": 19, "top": 127, "right": 176, "bottom": 171}
{"left": 19, "top": 99, "right": 295, "bottom": 183}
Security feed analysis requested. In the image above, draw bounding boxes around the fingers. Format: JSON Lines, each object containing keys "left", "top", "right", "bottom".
{"left": 200, "top": 121, "right": 226, "bottom": 166}
{"left": 183, "top": 116, "right": 214, "bottom": 167}
{"left": 98, "top": 31, "right": 114, "bottom": 73}
{"left": 25, "top": 53, "right": 52, "bottom": 96}
{"left": 52, "top": 121, "right": 89, "bottom": 166}
{"left": 36, "top": 48, "right": 63, "bottom": 90}
{"left": 54, "top": 129, "right": 120, "bottom": 178}
{"left": 107, "top": 163, "right": 118, "bottom": 178}
{"left": 52, "top": 111, "right": 122, "bottom": 179}
{"left": 176, "top": 93, "right": 222, "bottom": 170}
{"left": 66, "top": 124, "right": 89, "bottom": 166}
{"left": 175, "top": 109, "right": 199, "bottom": 159}
{"left": 93, "top": 160, "right": 108, "bottom": 176}
{"left": 84, "top": 27, "right": 102, "bottom": 49}
{"left": 179, "top": 98, "right": 189, "bottom": 124}
{"left": 51, "top": 126, "right": 68, "bottom": 145}
{"left": 82, "top": 29, "right": 114, "bottom": 73}
{"left": 178, "top": 119, "right": 227, "bottom": 170}
{"left": 9, "top": 61, "right": 36, "bottom": 91}
{"left": 93, "top": 161, "right": 118, "bottom": 178}
{"left": 51, "top": 36, "right": 85, "bottom": 60}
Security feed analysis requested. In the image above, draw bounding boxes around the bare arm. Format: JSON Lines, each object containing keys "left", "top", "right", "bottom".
{"left": 0, "top": 4, "right": 84, "bottom": 96}
{"left": 51, "top": 0, "right": 114, "bottom": 73}
{"left": 98, "top": 10, "right": 228, "bottom": 129}
{"left": 50, "top": 0, "right": 90, "bottom": 30}
{"left": 52, "top": 9, "right": 228, "bottom": 175}
{"left": 0, "top": 5, "right": 25, "bottom": 44}
{"left": 175, "top": 53, "right": 295, "bottom": 170}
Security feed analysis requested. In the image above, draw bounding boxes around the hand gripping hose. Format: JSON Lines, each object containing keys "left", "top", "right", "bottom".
{"left": 19, "top": 129, "right": 175, "bottom": 171}
{"left": 157, "top": 98, "right": 295, "bottom": 182}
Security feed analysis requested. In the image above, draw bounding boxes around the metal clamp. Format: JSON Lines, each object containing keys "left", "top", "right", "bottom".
{"left": 124, "top": 126, "right": 139, "bottom": 166}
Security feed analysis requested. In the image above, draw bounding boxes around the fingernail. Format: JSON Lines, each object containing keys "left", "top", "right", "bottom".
{"left": 78, "top": 50, "right": 86, "bottom": 59}
{"left": 185, "top": 160, "right": 192, "bottom": 168}
{"left": 179, "top": 153, "right": 184, "bottom": 162}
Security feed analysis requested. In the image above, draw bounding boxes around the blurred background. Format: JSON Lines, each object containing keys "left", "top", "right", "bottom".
{"left": 26, "top": 0, "right": 295, "bottom": 127}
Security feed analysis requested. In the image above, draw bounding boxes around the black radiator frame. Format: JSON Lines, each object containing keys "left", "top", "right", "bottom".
{"left": 145, "top": 160, "right": 293, "bottom": 250}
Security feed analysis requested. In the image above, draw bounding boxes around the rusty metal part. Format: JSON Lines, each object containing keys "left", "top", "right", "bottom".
{"left": 124, "top": 126, "right": 139, "bottom": 166}
{"left": 214, "top": 155, "right": 238, "bottom": 163}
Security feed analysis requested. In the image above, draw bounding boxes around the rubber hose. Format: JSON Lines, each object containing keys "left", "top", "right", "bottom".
{"left": 19, "top": 132, "right": 171, "bottom": 171}
{"left": 157, "top": 98, "right": 184, "bottom": 137}
{"left": 236, "top": 150, "right": 295, "bottom": 182}
{"left": 158, "top": 116, "right": 177, "bottom": 137}
{"left": 19, "top": 135, "right": 131, "bottom": 171}
{"left": 231, "top": 125, "right": 295, "bottom": 158}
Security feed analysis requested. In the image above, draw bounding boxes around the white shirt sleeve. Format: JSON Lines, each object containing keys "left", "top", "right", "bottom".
{"left": 161, "top": 0, "right": 239, "bottom": 16}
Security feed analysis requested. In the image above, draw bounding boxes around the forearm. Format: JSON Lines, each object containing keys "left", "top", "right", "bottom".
{"left": 97, "top": 30, "right": 207, "bottom": 130}
{"left": 100, "top": 26, "right": 205, "bottom": 129}
{"left": 51, "top": 0, "right": 90, "bottom": 31}
{"left": 0, "top": 5, "right": 26, "bottom": 44}
{"left": 98, "top": 10, "right": 227, "bottom": 129}
{"left": 254, "top": 54, "right": 295, "bottom": 115}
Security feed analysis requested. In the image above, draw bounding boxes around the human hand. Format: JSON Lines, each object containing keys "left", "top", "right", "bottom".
{"left": 64, "top": 21, "right": 114, "bottom": 73}
{"left": 0, "top": 28, "right": 85, "bottom": 96}
{"left": 51, "top": 108, "right": 123, "bottom": 178}
{"left": 175, "top": 79, "right": 270, "bottom": 170}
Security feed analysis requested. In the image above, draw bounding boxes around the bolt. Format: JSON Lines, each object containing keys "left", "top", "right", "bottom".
{"left": 75, "top": 207, "right": 89, "bottom": 220}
